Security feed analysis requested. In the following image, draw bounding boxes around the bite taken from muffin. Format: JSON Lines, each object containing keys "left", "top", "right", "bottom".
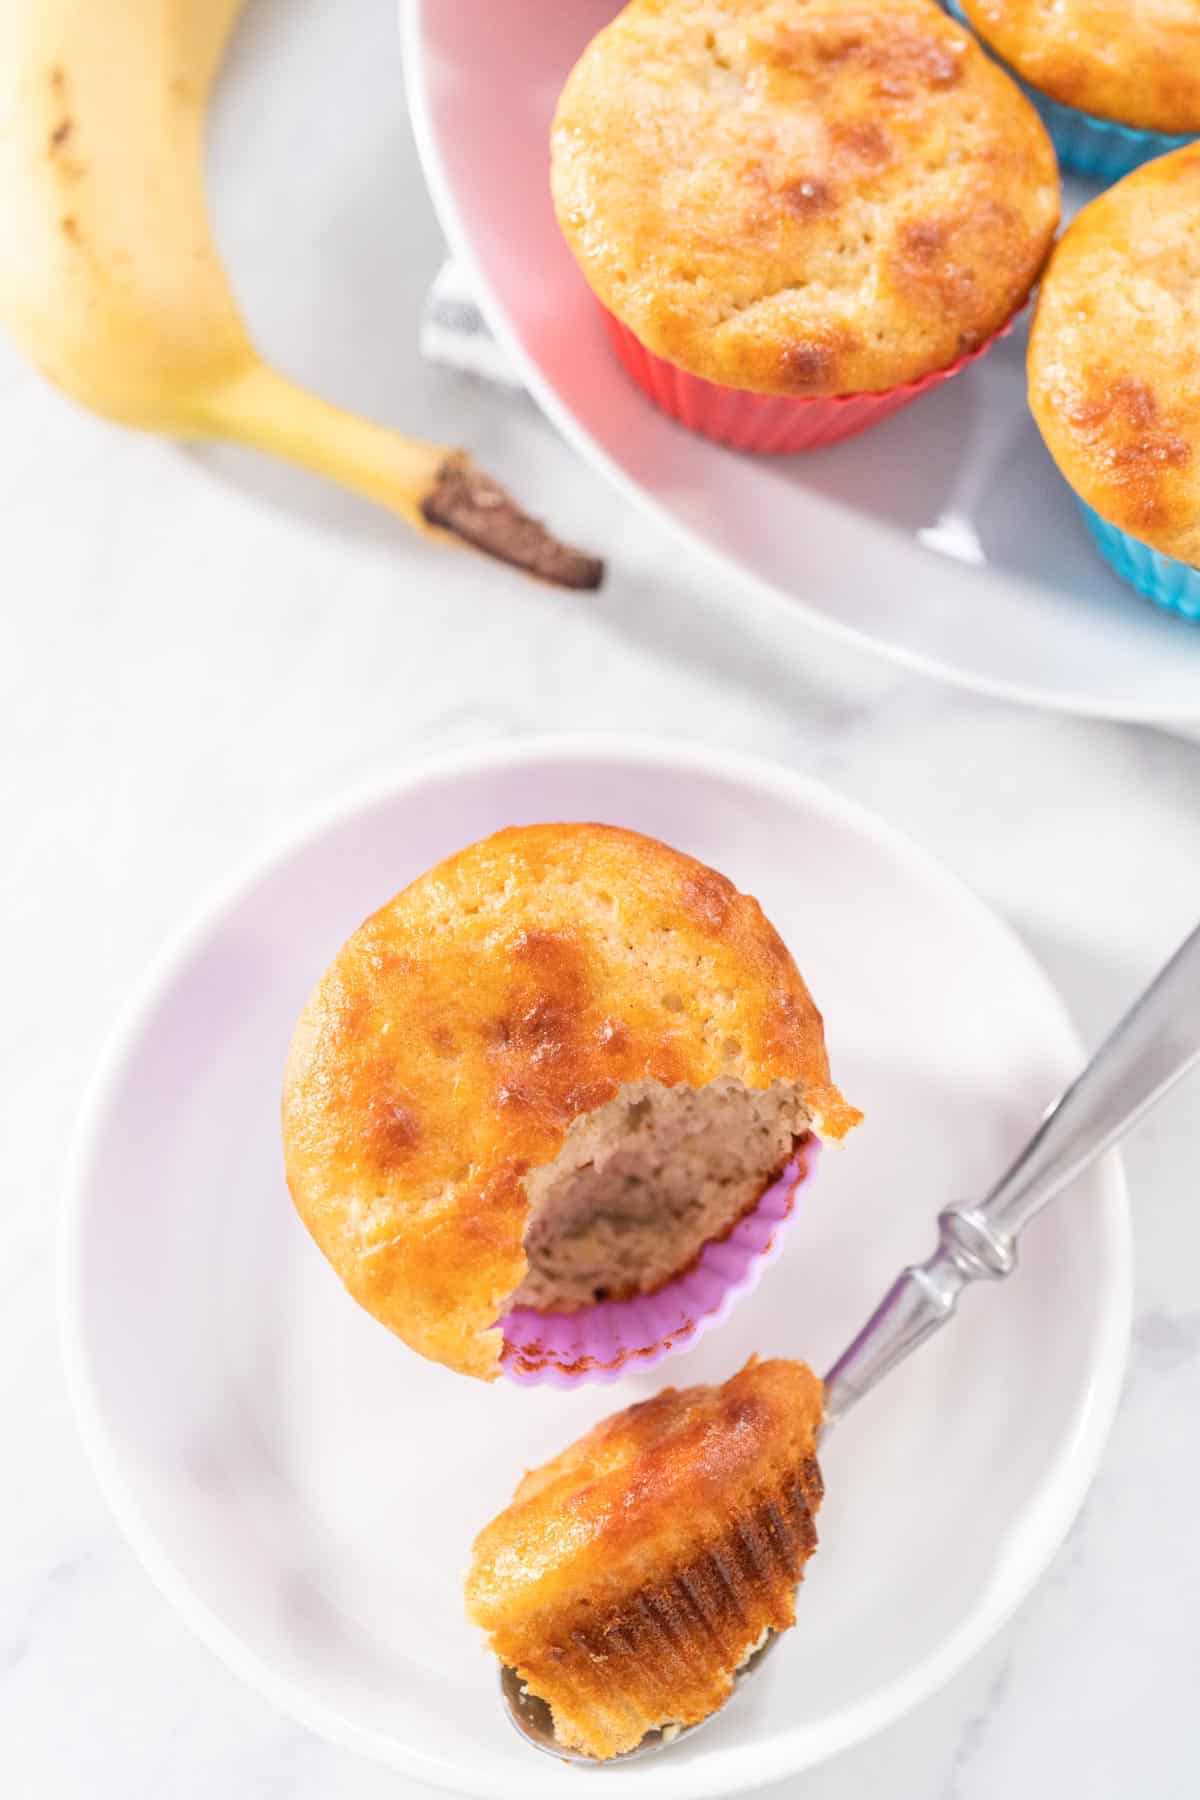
{"left": 551, "top": 0, "right": 1059, "bottom": 451}
{"left": 282, "top": 824, "right": 859, "bottom": 1382}
{"left": 466, "top": 1357, "right": 825, "bottom": 1760}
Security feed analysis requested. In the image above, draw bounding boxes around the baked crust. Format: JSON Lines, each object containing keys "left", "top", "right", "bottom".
{"left": 466, "top": 1357, "right": 824, "bottom": 1758}
{"left": 282, "top": 825, "right": 859, "bottom": 1380}
{"left": 551, "top": 0, "right": 1058, "bottom": 395}
{"left": 1027, "top": 144, "right": 1200, "bottom": 566}
{"left": 960, "top": 0, "right": 1200, "bottom": 134}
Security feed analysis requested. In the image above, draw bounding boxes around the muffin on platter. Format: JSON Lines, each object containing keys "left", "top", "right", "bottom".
{"left": 551, "top": 0, "right": 1059, "bottom": 452}
{"left": 951, "top": 0, "right": 1200, "bottom": 184}
{"left": 1028, "top": 144, "right": 1200, "bottom": 621}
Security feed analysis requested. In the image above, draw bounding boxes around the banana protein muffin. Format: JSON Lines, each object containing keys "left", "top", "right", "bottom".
{"left": 283, "top": 824, "right": 859, "bottom": 1380}
{"left": 1028, "top": 143, "right": 1200, "bottom": 617}
{"left": 551, "top": 0, "right": 1058, "bottom": 448}
{"left": 955, "top": 0, "right": 1200, "bottom": 181}
{"left": 466, "top": 1357, "right": 825, "bottom": 1759}
{"left": 957, "top": 0, "right": 1200, "bottom": 137}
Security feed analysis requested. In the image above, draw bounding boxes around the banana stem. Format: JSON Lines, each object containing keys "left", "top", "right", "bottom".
{"left": 200, "top": 358, "right": 443, "bottom": 528}
{"left": 197, "top": 359, "right": 604, "bottom": 588}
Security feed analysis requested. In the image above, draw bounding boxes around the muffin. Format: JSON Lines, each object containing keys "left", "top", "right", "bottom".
{"left": 551, "top": 0, "right": 1059, "bottom": 452}
{"left": 283, "top": 824, "right": 859, "bottom": 1383}
{"left": 1028, "top": 144, "right": 1200, "bottom": 620}
{"left": 954, "top": 1, "right": 1200, "bottom": 182}
{"left": 466, "top": 1357, "right": 824, "bottom": 1759}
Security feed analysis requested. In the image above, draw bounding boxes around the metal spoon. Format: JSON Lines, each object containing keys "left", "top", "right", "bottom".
{"left": 503, "top": 918, "right": 1200, "bottom": 1761}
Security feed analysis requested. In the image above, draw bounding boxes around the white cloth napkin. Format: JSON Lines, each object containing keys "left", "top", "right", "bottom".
{"left": 420, "top": 260, "right": 522, "bottom": 388}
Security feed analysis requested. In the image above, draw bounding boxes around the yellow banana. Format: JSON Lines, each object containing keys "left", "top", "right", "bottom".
{"left": 0, "top": 0, "right": 601, "bottom": 587}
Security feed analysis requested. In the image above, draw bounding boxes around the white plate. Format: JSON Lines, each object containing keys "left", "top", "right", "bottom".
{"left": 405, "top": 0, "right": 1200, "bottom": 722}
{"left": 61, "top": 736, "right": 1131, "bottom": 1797}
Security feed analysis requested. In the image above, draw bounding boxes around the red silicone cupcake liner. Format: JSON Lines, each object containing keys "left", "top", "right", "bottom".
{"left": 600, "top": 304, "right": 1016, "bottom": 454}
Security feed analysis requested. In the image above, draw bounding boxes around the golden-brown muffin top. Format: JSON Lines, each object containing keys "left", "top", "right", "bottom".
{"left": 1028, "top": 144, "right": 1200, "bottom": 567}
{"left": 551, "top": 0, "right": 1058, "bottom": 395}
{"left": 283, "top": 825, "right": 858, "bottom": 1381}
{"left": 466, "top": 1358, "right": 824, "bottom": 1757}
{"left": 468, "top": 1357, "right": 823, "bottom": 1631}
{"left": 959, "top": 1, "right": 1200, "bottom": 134}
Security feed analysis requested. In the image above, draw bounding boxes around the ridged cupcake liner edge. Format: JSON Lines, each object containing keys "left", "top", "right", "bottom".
{"left": 1076, "top": 501, "right": 1200, "bottom": 622}
{"left": 600, "top": 306, "right": 1016, "bottom": 455}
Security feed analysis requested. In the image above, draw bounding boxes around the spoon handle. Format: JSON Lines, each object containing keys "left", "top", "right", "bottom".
{"left": 823, "top": 919, "right": 1200, "bottom": 1426}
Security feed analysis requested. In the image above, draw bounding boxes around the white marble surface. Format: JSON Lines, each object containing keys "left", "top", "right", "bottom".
{"left": 3, "top": 2, "right": 1200, "bottom": 1795}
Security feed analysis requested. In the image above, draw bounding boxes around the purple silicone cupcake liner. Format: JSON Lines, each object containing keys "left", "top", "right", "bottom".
{"left": 499, "top": 1136, "right": 820, "bottom": 1388}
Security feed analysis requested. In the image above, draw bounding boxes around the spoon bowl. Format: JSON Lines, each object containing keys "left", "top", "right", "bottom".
{"left": 501, "top": 1632, "right": 782, "bottom": 1764}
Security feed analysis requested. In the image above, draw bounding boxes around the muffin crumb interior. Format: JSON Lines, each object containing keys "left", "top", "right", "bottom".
{"left": 513, "top": 1075, "right": 810, "bottom": 1311}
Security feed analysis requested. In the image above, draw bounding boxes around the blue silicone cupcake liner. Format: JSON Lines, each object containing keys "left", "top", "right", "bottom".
{"left": 1077, "top": 500, "right": 1200, "bottom": 622}
{"left": 1031, "top": 94, "right": 1195, "bottom": 186}
{"left": 943, "top": 1, "right": 1197, "bottom": 183}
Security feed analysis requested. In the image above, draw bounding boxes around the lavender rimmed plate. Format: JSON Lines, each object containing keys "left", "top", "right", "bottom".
{"left": 60, "top": 735, "right": 1129, "bottom": 1799}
